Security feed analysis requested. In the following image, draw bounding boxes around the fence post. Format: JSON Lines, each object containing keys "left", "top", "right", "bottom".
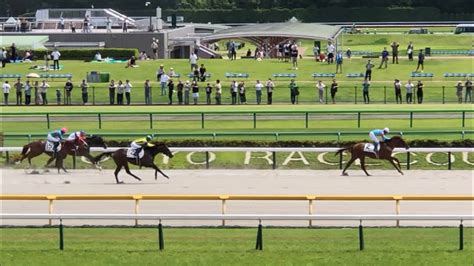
{"left": 305, "top": 112, "right": 309, "bottom": 128}
{"left": 221, "top": 197, "right": 227, "bottom": 226}
{"left": 59, "top": 219, "right": 64, "bottom": 250}
{"left": 134, "top": 196, "right": 141, "bottom": 226}
{"left": 149, "top": 113, "right": 153, "bottom": 129}
{"left": 48, "top": 197, "right": 55, "bottom": 226}
{"left": 462, "top": 111, "right": 465, "bottom": 128}
{"left": 255, "top": 220, "right": 263, "bottom": 250}
{"left": 272, "top": 151, "right": 276, "bottom": 170}
{"left": 339, "top": 150, "right": 343, "bottom": 170}
{"left": 394, "top": 197, "right": 401, "bottom": 227}
{"left": 158, "top": 221, "right": 164, "bottom": 250}
{"left": 357, "top": 112, "right": 361, "bottom": 128}
{"left": 5, "top": 151, "right": 9, "bottom": 164}
{"left": 253, "top": 112, "right": 257, "bottom": 129}
{"left": 46, "top": 114, "right": 50, "bottom": 129}
{"left": 28, "top": 134, "right": 32, "bottom": 142}
{"left": 201, "top": 113, "right": 205, "bottom": 129}
{"left": 98, "top": 113, "right": 102, "bottom": 129}
{"left": 442, "top": 86, "right": 445, "bottom": 104}
{"left": 358, "top": 220, "right": 364, "bottom": 251}
{"left": 325, "top": 87, "right": 328, "bottom": 104}
{"left": 72, "top": 154, "right": 76, "bottom": 169}
{"left": 409, "top": 112, "right": 413, "bottom": 128}
{"left": 384, "top": 86, "right": 387, "bottom": 104}
{"left": 308, "top": 197, "right": 315, "bottom": 227}
{"left": 92, "top": 86, "right": 95, "bottom": 105}
{"left": 354, "top": 86, "right": 357, "bottom": 104}
{"left": 459, "top": 220, "right": 464, "bottom": 250}
{"left": 407, "top": 152, "right": 411, "bottom": 170}
{"left": 448, "top": 152, "right": 452, "bottom": 170}
{"left": 205, "top": 151, "right": 210, "bottom": 169}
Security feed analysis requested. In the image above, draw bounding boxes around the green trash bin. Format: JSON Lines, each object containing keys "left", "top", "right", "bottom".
{"left": 99, "top": 72, "right": 110, "bottom": 82}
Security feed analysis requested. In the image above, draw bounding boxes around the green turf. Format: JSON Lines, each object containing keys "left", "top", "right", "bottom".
{"left": 1, "top": 228, "right": 472, "bottom": 265}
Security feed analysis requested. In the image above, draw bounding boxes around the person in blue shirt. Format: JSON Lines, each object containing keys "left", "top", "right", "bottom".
{"left": 378, "top": 47, "right": 389, "bottom": 69}
{"left": 369, "top": 128, "right": 390, "bottom": 156}
{"left": 47, "top": 127, "right": 67, "bottom": 157}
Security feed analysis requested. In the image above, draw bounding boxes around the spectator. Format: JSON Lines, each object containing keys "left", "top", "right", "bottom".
{"left": 416, "top": 80, "right": 424, "bottom": 104}
{"left": 230, "top": 80, "right": 238, "bottom": 105}
{"left": 94, "top": 51, "right": 102, "bottom": 62}
{"left": 44, "top": 53, "right": 50, "bottom": 71}
{"left": 184, "top": 81, "right": 191, "bottom": 105}
{"left": 335, "top": 51, "right": 343, "bottom": 73}
{"left": 407, "top": 42, "right": 414, "bottom": 61}
{"left": 394, "top": 79, "right": 402, "bottom": 104}
{"left": 346, "top": 48, "right": 352, "bottom": 59}
{"left": 176, "top": 80, "right": 184, "bottom": 105}
{"left": 124, "top": 80, "right": 132, "bottom": 105}
{"left": 456, "top": 81, "right": 463, "bottom": 104}
{"left": 80, "top": 79, "right": 88, "bottom": 105}
{"left": 229, "top": 41, "right": 237, "bottom": 60}
{"left": 160, "top": 73, "right": 169, "bottom": 96}
{"left": 365, "top": 60, "right": 375, "bottom": 81}
{"left": 40, "top": 80, "right": 49, "bottom": 105}
{"left": 405, "top": 80, "right": 414, "bottom": 104}
{"left": 59, "top": 16, "right": 65, "bottom": 32}
{"left": 108, "top": 80, "right": 116, "bottom": 105}
{"left": 83, "top": 15, "right": 90, "bottom": 33}
{"left": 330, "top": 79, "right": 338, "bottom": 104}
{"left": 465, "top": 79, "right": 472, "bottom": 103}
{"left": 215, "top": 80, "right": 222, "bottom": 105}
{"left": 378, "top": 47, "right": 389, "bottom": 69}
{"left": 238, "top": 81, "right": 246, "bottom": 104}
{"left": 70, "top": 22, "right": 76, "bottom": 33}
{"left": 284, "top": 42, "right": 290, "bottom": 62}
{"left": 191, "top": 80, "right": 199, "bottom": 105}
{"left": 10, "top": 43, "right": 17, "bottom": 62}
{"left": 313, "top": 44, "right": 320, "bottom": 61}
{"left": 3, "top": 81, "right": 10, "bottom": 105}
{"left": 277, "top": 43, "right": 284, "bottom": 61}
{"left": 199, "top": 64, "right": 207, "bottom": 82}
{"left": 1, "top": 47, "right": 6, "bottom": 68}
{"left": 24, "top": 80, "right": 31, "bottom": 105}
{"left": 391, "top": 41, "right": 399, "bottom": 64}
{"left": 327, "top": 42, "right": 335, "bottom": 64}
{"left": 167, "top": 79, "right": 174, "bottom": 105}
{"left": 205, "top": 83, "right": 212, "bottom": 105}
{"left": 192, "top": 66, "right": 200, "bottom": 82}
{"left": 138, "top": 51, "right": 148, "bottom": 60}
{"left": 156, "top": 64, "right": 165, "bottom": 81}
{"left": 34, "top": 81, "right": 41, "bottom": 105}
{"left": 64, "top": 79, "right": 73, "bottom": 105}
{"left": 189, "top": 52, "right": 198, "bottom": 71}
{"left": 316, "top": 80, "right": 325, "bottom": 104}
{"left": 246, "top": 49, "right": 252, "bottom": 57}
{"left": 289, "top": 79, "right": 299, "bottom": 105}
{"left": 362, "top": 79, "right": 370, "bottom": 104}
{"left": 22, "top": 50, "right": 33, "bottom": 62}
{"left": 266, "top": 78, "right": 274, "bottom": 105}
{"left": 56, "top": 89, "right": 61, "bottom": 105}
{"left": 122, "top": 21, "right": 128, "bottom": 33}
{"left": 290, "top": 43, "right": 298, "bottom": 70}
{"left": 144, "top": 79, "right": 152, "bottom": 105}
{"left": 14, "top": 78, "right": 23, "bottom": 105}
{"left": 415, "top": 49, "right": 425, "bottom": 72}
{"left": 151, "top": 38, "right": 159, "bottom": 59}
{"left": 318, "top": 52, "right": 326, "bottom": 62}
{"left": 168, "top": 67, "right": 175, "bottom": 78}
{"left": 125, "top": 56, "right": 137, "bottom": 68}
{"left": 255, "top": 80, "right": 263, "bottom": 104}
{"left": 116, "top": 80, "right": 124, "bottom": 105}
{"left": 106, "top": 17, "right": 112, "bottom": 33}
{"left": 51, "top": 49, "right": 61, "bottom": 70}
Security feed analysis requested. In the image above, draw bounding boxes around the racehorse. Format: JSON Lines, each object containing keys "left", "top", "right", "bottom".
{"left": 18, "top": 135, "right": 107, "bottom": 171}
{"left": 335, "top": 136, "right": 409, "bottom": 176}
{"left": 94, "top": 142, "right": 173, "bottom": 184}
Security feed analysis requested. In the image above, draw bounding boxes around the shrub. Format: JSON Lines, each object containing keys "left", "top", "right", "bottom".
{"left": 22, "top": 48, "right": 139, "bottom": 61}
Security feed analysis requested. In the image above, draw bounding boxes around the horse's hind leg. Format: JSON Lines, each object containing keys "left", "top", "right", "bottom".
{"left": 114, "top": 165, "right": 123, "bottom": 184}
{"left": 342, "top": 156, "right": 356, "bottom": 176}
{"left": 124, "top": 164, "right": 142, "bottom": 181}
{"left": 151, "top": 163, "right": 169, "bottom": 180}
{"left": 360, "top": 156, "right": 370, "bottom": 176}
{"left": 389, "top": 157, "right": 404, "bottom": 175}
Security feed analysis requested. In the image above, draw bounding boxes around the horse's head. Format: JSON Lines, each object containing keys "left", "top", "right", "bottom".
{"left": 148, "top": 143, "right": 174, "bottom": 158}
{"left": 387, "top": 135, "right": 409, "bottom": 149}
{"left": 86, "top": 135, "right": 108, "bottom": 149}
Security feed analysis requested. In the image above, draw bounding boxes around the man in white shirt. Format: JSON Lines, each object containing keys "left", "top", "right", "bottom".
{"left": 255, "top": 80, "right": 264, "bottom": 104}
{"left": 106, "top": 17, "right": 112, "bottom": 33}
{"left": 125, "top": 80, "right": 132, "bottom": 105}
{"left": 405, "top": 80, "right": 414, "bottom": 104}
{"left": 3, "top": 81, "right": 11, "bottom": 105}
{"left": 189, "top": 52, "right": 198, "bottom": 71}
{"left": 51, "top": 49, "right": 61, "bottom": 70}
{"left": 266, "top": 79, "right": 275, "bottom": 104}
{"left": 327, "top": 43, "right": 336, "bottom": 64}
{"left": 160, "top": 73, "right": 169, "bottom": 96}
{"left": 316, "top": 80, "right": 326, "bottom": 103}
{"left": 40, "top": 80, "right": 50, "bottom": 105}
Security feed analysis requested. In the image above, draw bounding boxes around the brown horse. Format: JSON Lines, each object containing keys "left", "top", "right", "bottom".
{"left": 17, "top": 140, "right": 77, "bottom": 173}
{"left": 94, "top": 143, "right": 174, "bottom": 184}
{"left": 335, "top": 136, "right": 409, "bottom": 176}
{"left": 18, "top": 135, "right": 107, "bottom": 171}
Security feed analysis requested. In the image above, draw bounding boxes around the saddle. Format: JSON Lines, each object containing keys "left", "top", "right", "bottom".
{"left": 45, "top": 141, "right": 62, "bottom": 152}
{"left": 126, "top": 148, "right": 144, "bottom": 159}
{"left": 363, "top": 143, "right": 377, "bottom": 153}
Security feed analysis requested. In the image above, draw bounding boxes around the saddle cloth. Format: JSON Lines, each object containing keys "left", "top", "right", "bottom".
{"left": 126, "top": 148, "right": 144, "bottom": 159}
{"left": 363, "top": 143, "right": 376, "bottom": 153}
{"left": 45, "top": 141, "right": 62, "bottom": 152}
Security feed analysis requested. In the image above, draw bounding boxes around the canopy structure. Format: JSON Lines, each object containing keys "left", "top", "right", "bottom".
{"left": 1, "top": 36, "right": 48, "bottom": 49}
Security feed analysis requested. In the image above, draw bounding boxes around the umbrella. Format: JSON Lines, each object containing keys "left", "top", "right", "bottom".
{"left": 26, "top": 73, "right": 40, "bottom": 78}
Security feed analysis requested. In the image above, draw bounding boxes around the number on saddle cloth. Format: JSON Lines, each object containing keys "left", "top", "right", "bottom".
{"left": 127, "top": 148, "right": 145, "bottom": 159}
{"left": 45, "top": 141, "right": 62, "bottom": 152}
{"left": 363, "top": 143, "right": 376, "bottom": 153}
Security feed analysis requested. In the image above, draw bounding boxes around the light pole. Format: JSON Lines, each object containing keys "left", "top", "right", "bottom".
{"left": 145, "top": 1, "right": 153, "bottom": 32}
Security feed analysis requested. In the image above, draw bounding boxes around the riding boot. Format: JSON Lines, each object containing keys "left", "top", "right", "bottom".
{"left": 374, "top": 143, "right": 379, "bottom": 158}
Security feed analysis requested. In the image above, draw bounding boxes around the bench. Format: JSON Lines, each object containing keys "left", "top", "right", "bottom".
{"left": 410, "top": 72, "right": 433, "bottom": 79}
{"left": 225, "top": 72, "right": 249, "bottom": 79}
{"left": 39, "top": 74, "right": 73, "bottom": 80}
{"left": 443, "top": 73, "right": 467, "bottom": 80}
{"left": 0, "top": 74, "right": 21, "bottom": 80}
{"left": 272, "top": 73, "right": 297, "bottom": 80}
{"left": 169, "top": 73, "right": 181, "bottom": 79}
{"left": 312, "top": 73, "right": 335, "bottom": 79}
{"left": 346, "top": 73, "right": 364, "bottom": 78}
{"left": 187, "top": 73, "right": 212, "bottom": 80}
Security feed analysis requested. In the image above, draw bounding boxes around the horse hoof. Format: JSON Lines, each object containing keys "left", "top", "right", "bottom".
{"left": 117, "top": 181, "right": 124, "bottom": 184}
{"left": 341, "top": 172, "right": 348, "bottom": 176}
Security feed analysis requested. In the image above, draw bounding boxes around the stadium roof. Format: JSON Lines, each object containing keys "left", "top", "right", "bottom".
{"left": 201, "top": 22, "right": 342, "bottom": 42}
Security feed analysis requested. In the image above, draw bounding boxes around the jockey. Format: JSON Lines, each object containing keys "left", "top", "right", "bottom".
{"left": 67, "top": 130, "right": 86, "bottom": 143}
{"left": 47, "top": 127, "right": 67, "bottom": 157}
{"left": 130, "top": 135, "right": 154, "bottom": 158}
{"left": 369, "top": 128, "right": 390, "bottom": 154}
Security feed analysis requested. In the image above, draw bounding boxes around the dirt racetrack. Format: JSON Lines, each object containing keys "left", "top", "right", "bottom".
{"left": 1, "top": 169, "right": 472, "bottom": 226}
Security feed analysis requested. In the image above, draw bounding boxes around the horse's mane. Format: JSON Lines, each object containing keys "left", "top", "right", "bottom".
{"left": 387, "top": 135, "right": 402, "bottom": 142}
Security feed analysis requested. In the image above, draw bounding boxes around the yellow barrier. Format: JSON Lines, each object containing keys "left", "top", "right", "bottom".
{"left": 2, "top": 195, "right": 473, "bottom": 226}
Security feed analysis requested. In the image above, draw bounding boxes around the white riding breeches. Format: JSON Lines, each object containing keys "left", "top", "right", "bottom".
{"left": 131, "top": 142, "right": 141, "bottom": 149}
{"left": 47, "top": 135, "right": 60, "bottom": 142}
{"left": 369, "top": 132, "right": 379, "bottom": 144}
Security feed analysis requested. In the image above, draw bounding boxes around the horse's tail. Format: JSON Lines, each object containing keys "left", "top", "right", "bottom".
{"left": 335, "top": 147, "right": 351, "bottom": 156}
{"left": 94, "top": 152, "right": 114, "bottom": 163}
{"left": 17, "top": 144, "right": 31, "bottom": 163}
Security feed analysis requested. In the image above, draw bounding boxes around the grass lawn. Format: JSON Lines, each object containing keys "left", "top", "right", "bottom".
{"left": 1, "top": 227, "right": 472, "bottom": 265}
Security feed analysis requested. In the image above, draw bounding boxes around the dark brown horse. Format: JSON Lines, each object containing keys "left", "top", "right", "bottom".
{"left": 335, "top": 136, "right": 409, "bottom": 176}
{"left": 18, "top": 135, "right": 107, "bottom": 171}
{"left": 94, "top": 143, "right": 173, "bottom": 184}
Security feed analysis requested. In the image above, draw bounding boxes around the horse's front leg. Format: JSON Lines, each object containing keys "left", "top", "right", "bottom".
{"left": 389, "top": 157, "right": 403, "bottom": 175}
{"left": 151, "top": 163, "right": 169, "bottom": 180}
{"left": 359, "top": 156, "right": 370, "bottom": 176}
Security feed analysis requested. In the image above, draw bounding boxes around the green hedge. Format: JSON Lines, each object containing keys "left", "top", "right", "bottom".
{"left": 23, "top": 48, "right": 139, "bottom": 61}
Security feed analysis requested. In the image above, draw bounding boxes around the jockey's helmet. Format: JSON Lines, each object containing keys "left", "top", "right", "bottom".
{"left": 146, "top": 135, "right": 153, "bottom": 141}
{"left": 61, "top": 127, "right": 68, "bottom": 134}
{"left": 383, "top": 127, "right": 390, "bottom": 134}
{"left": 80, "top": 130, "right": 86, "bottom": 137}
